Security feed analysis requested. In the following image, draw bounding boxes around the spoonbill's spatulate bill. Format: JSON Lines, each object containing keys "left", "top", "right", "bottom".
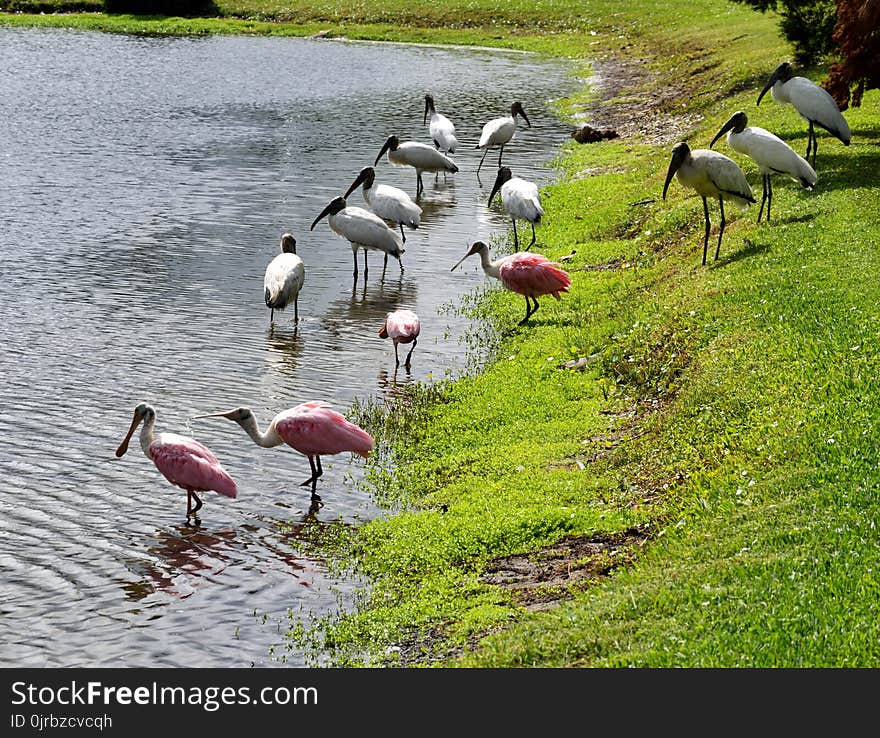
{"left": 488, "top": 165, "right": 544, "bottom": 252}
{"left": 379, "top": 309, "right": 420, "bottom": 368}
{"left": 264, "top": 232, "right": 305, "bottom": 323}
{"left": 662, "top": 141, "right": 755, "bottom": 265}
{"left": 451, "top": 240, "right": 571, "bottom": 326}
{"left": 375, "top": 134, "right": 459, "bottom": 199}
{"left": 344, "top": 166, "right": 422, "bottom": 243}
{"left": 475, "top": 101, "right": 531, "bottom": 177}
{"left": 757, "top": 61, "right": 851, "bottom": 168}
{"left": 115, "top": 403, "right": 238, "bottom": 519}
{"left": 710, "top": 110, "right": 817, "bottom": 223}
{"left": 193, "top": 403, "right": 374, "bottom": 502}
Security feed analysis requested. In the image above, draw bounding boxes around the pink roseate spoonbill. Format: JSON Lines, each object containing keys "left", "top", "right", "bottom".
{"left": 662, "top": 141, "right": 755, "bottom": 266}
{"left": 710, "top": 110, "right": 817, "bottom": 224}
{"left": 115, "top": 403, "right": 237, "bottom": 518}
{"left": 757, "top": 61, "right": 851, "bottom": 168}
{"left": 310, "top": 195, "right": 404, "bottom": 277}
{"left": 193, "top": 402, "right": 374, "bottom": 501}
{"left": 451, "top": 240, "right": 571, "bottom": 326}
{"left": 424, "top": 94, "right": 458, "bottom": 155}
{"left": 375, "top": 134, "right": 459, "bottom": 199}
{"left": 475, "top": 101, "right": 531, "bottom": 177}
{"left": 488, "top": 165, "right": 544, "bottom": 252}
{"left": 344, "top": 166, "right": 421, "bottom": 244}
{"left": 378, "top": 309, "right": 420, "bottom": 368}
{"left": 264, "top": 232, "right": 305, "bottom": 323}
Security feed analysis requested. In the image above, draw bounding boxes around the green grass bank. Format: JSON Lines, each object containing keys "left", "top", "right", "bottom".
{"left": 5, "top": 2, "right": 879, "bottom": 667}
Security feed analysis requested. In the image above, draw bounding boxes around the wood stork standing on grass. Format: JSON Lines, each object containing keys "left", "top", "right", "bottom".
{"left": 475, "top": 101, "right": 531, "bottom": 177}
{"left": 310, "top": 195, "right": 404, "bottom": 277}
{"left": 488, "top": 165, "right": 544, "bottom": 252}
{"left": 374, "top": 134, "right": 459, "bottom": 199}
{"left": 378, "top": 309, "right": 420, "bottom": 369}
{"left": 344, "top": 166, "right": 421, "bottom": 243}
{"left": 662, "top": 141, "right": 755, "bottom": 265}
{"left": 264, "top": 233, "right": 305, "bottom": 324}
{"left": 710, "top": 110, "right": 817, "bottom": 223}
{"left": 757, "top": 61, "right": 851, "bottom": 168}
{"left": 424, "top": 94, "right": 458, "bottom": 155}
{"left": 451, "top": 241, "right": 571, "bottom": 326}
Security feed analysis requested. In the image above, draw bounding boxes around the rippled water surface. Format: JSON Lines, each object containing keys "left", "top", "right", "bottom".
{"left": 0, "top": 27, "right": 575, "bottom": 666}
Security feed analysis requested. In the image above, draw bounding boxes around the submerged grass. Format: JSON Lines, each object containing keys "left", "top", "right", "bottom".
{"left": 6, "top": 1, "right": 879, "bottom": 666}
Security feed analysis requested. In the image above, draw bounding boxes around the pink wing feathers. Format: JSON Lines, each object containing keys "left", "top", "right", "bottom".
{"left": 385, "top": 310, "right": 420, "bottom": 343}
{"left": 149, "top": 433, "right": 238, "bottom": 498}
{"left": 276, "top": 403, "right": 375, "bottom": 459}
{"left": 499, "top": 253, "right": 572, "bottom": 300}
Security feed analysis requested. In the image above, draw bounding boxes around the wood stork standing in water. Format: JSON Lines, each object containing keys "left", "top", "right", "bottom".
{"left": 310, "top": 195, "right": 404, "bottom": 277}
{"left": 662, "top": 141, "right": 755, "bottom": 265}
{"left": 710, "top": 110, "right": 817, "bottom": 223}
{"left": 451, "top": 241, "right": 571, "bottom": 326}
{"left": 115, "top": 403, "right": 237, "bottom": 519}
{"left": 374, "top": 134, "right": 459, "bottom": 199}
{"left": 343, "top": 166, "right": 421, "bottom": 243}
{"left": 378, "top": 309, "right": 420, "bottom": 369}
{"left": 475, "top": 101, "right": 531, "bottom": 177}
{"left": 264, "top": 233, "right": 305, "bottom": 324}
{"left": 757, "top": 61, "right": 851, "bottom": 168}
{"left": 424, "top": 94, "right": 458, "bottom": 155}
{"left": 488, "top": 165, "right": 544, "bottom": 252}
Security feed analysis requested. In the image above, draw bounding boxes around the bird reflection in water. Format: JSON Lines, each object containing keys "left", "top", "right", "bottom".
{"left": 265, "top": 323, "right": 304, "bottom": 378}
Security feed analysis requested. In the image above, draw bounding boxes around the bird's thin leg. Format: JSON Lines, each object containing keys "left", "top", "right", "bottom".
{"left": 701, "top": 196, "right": 711, "bottom": 266}
{"left": 300, "top": 455, "right": 320, "bottom": 489}
{"left": 512, "top": 218, "right": 519, "bottom": 252}
{"left": 497, "top": 145, "right": 505, "bottom": 167}
{"left": 476, "top": 148, "right": 489, "bottom": 177}
{"left": 518, "top": 295, "right": 533, "bottom": 326}
{"left": 187, "top": 490, "right": 202, "bottom": 518}
{"left": 269, "top": 307, "right": 274, "bottom": 323}
{"left": 806, "top": 121, "right": 815, "bottom": 166}
{"left": 363, "top": 249, "right": 369, "bottom": 275}
{"left": 528, "top": 222, "right": 536, "bottom": 251}
{"left": 352, "top": 250, "right": 359, "bottom": 278}
{"left": 766, "top": 175, "right": 772, "bottom": 223}
{"left": 294, "top": 299, "right": 298, "bottom": 324}
{"left": 394, "top": 342, "right": 400, "bottom": 366}
{"left": 715, "top": 196, "right": 726, "bottom": 261}
{"left": 310, "top": 457, "right": 324, "bottom": 501}
{"left": 405, "top": 339, "right": 417, "bottom": 369}
{"left": 399, "top": 223, "right": 406, "bottom": 243}
{"left": 416, "top": 172, "right": 423, "bottom": 199}
{"left": 757, "top": 174, "right": 768, "bottom": 223}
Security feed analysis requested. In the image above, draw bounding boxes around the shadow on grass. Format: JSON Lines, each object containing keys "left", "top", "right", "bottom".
{"left": 713, "top": 236, "right": 771, "bottom": 268}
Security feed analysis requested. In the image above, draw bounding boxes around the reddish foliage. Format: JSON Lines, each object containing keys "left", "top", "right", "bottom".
{"left": 823, "top": 0, "right": 880, "bottom": 108}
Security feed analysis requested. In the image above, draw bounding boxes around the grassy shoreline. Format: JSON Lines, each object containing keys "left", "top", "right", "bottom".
{"left": 7, "top": 3, "right": 880, "bottom": 666}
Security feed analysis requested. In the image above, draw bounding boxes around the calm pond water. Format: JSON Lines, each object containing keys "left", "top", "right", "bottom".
{"left": 0, "top": 27, "right": 575, "bottom": 667}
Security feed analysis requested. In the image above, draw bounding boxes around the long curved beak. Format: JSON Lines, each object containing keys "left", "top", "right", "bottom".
{"left": 488, "top": 175, "right": 503, "bottom": 207}
{"left": 190, "top": 410, "right": 236, "bottom": 421}
{"left": 310, "top": 202, "right": 334, "bottom": 231}
{"left": 520, "top": 109, "right": 531, "bottom": 128}
{"left": 115, "top": 412, "right": 142, "bottom": 458}
{"left": 375, "top": 137, "right": 393, "bottom": 167}
{"left": 710, "top": 116, "right": 736, "bottom": 149}
{"left": 662, "top": 157, "right": 679, "bottom": 201}
{"left": 756, "top": 72, "right": 777, "bottom": 106}
{"left": 423, "top": 98, "right": 429, "bottom": 125}
{"left": 344, "top": 170, "right": 368, "bottom": 200}
{"left": 451, "top": 253, "right": 469, "bottom": 271}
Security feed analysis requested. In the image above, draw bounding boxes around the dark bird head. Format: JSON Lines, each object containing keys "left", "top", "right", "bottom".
{"left": 280, "top": 233, "right": 297, "bottom": 254}
{"left": 710, "top": 110, "right": 748, "bottom": 149}
{"left": 451, "top": 240, "right": 489, "bottom": 271}
{"left": 375, "top": 135, "right": 400, "bottom": 166}
{"left": 757, "top": 62, "right": 792, "bottom": 105}
{"left": 310, "top": 196, "right": 347, "bottom": 230}
{"left": 424, "top": 94, "right": 436, "bottom": 124}
{"left": 344, "top": 167, "right": 376, "bottom": 199}
{"left": 488, "top": 166, "right": 513, "bottom": 206}
{"left": 662, "top": 142, "right": 691, "bottom": 200}
{"left": 511, "top": 101, "right": 531, "bottom": 128}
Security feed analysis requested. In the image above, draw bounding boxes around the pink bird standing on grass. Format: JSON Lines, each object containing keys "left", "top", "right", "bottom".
{"left": 115, "top": 403, "right": 238, "bottom": 519}
{"left": 193, "top": 402, "right": 374, "bottom": 502}
{"left": 379, "top": 309, "right": 420, "bottom": 369}
{"left": 451, "top": 240, "right": 572, "bottom": 326}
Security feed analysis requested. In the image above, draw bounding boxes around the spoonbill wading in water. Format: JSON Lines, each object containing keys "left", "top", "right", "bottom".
{"left": 710, "top": 110, "right": 817, "bottom": 223}
{"left": 193, "top": 403, "right": 374, "bottom": 502}
{"left": 488, "top": 165, "right": 544, "bottom": 252}
{"left": 475, "top": 101, "right": 531, "bottom": 177}
{"left": 375, "top": 134, "right": 459, "bottom": 199}
{"left": 115, "top": 403, "right": 238, "bottom": 518}
{"left": 662, "top": 141, "right": 755, "bottom": 265}
{"left": 264, "top": 232, "right": 305, "bottom": 323}
{"left": 451, "top": 240, "right": 571, "bottom": 326}
{"left": 344, "top": 166, "right": 422, "bottom": 243}
{"left": 378, "top": 309, "right": 420, "bottom": 368}
{"left": 757, "top": 61, "right": 850, "bottom": 168}
{"left": 310, "top": 195, "right": 404, "bottom": 277}
{"left": 424, "top": 94, "right": 459, "bottom": 155}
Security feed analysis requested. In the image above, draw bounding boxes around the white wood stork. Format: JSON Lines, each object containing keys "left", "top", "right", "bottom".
{"left": 662, "top": 142, "right": 755, "bottom": 265}
{"left": 424, "top": 94, "right": 458, "bottom": 155}
{"left": 343, "top": 166, "right": 422, "bottom": 243}
{"left": 310, "top": 195, "right": 404, "bottom": 277}
{"left": 374, "top": 134, "right": 459, "bottom": 199}
{"left": 264, "top": 232, "right": 305, "bottom": 323}
{"left": 710, "top": 110, "right": 817, "bottom": 223}
{"left": 757, "top": 61, "right": 851, "bottom": 168}
{"left": 488, "top": 165, "right": 544, "bottom": 252}
{"left": 475, "top": 101, "right": 531, "bottom": 177}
